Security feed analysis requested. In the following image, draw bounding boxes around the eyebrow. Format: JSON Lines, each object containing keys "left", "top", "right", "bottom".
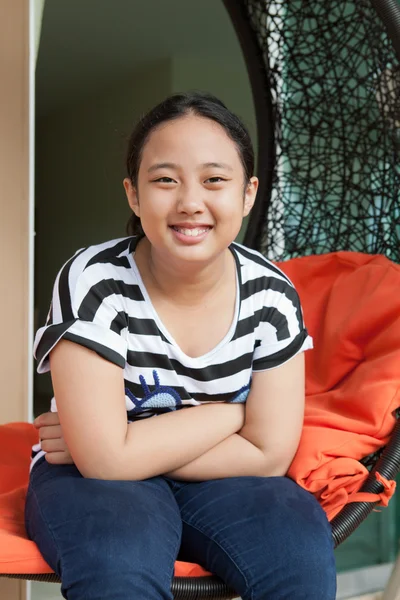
{"left": 147, "top": 161, "right": 234, "bottom": 173}
{"left": 148, "top": 162, "right": 177, "bottom": 173}
{"left": 202, "top": 162, "right": 234, "bottom": 171}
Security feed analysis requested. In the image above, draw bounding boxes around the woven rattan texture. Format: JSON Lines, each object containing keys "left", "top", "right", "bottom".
{"left": 244, "top": 0, "right": 400, "bottom": 261}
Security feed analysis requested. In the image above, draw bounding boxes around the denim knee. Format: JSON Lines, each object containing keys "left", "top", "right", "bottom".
{"left": 251, "top": 482, "right": 337, "bottom": 600}
{"left": 172, "top": 475, "right": 336, "bottom": 600}
{"left": 280, "top": 510, "right": 336, "bottom": 599}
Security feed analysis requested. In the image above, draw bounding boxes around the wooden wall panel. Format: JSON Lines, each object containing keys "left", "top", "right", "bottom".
{"left": 0, "top": 0, "right": 31, "bottom": 597}
{"left": 0, "top": 0, "right": 31, "bottom": 424}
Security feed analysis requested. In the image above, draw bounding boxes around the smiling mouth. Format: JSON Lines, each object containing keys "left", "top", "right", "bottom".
{"left": 170, "top": 226, "right": 212, "bottom": 238}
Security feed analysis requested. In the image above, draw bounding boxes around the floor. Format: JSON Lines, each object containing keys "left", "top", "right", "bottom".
{"left": 351, "top": 596, "right": 383, "bottom": 600}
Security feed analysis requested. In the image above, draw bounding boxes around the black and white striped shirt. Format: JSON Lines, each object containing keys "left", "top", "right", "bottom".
{"left": 31, "top": 236, "right": 312, "bottom": 469}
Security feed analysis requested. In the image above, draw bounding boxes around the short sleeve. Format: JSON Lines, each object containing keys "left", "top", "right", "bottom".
{"left": 252, "top": 280, "right": 313, "bottom": 372}
{"left": 34, "top": 250, "right": 128, "bottom": 374}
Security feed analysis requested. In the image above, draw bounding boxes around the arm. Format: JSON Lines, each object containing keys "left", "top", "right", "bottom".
{"left": 49, "top": 339, "right": 245, "bottom": 480}
{"left": 165, "top": 352, "right": 305, "bottom": 480}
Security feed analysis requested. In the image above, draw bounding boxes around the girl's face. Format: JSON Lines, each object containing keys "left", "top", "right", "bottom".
{"left": 123, "top": 114, "right": 258, "bottom": 266}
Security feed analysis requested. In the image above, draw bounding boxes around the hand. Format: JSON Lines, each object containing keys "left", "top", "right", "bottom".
{"left": 33, "top": 411, "right": 74, "bottom": 465}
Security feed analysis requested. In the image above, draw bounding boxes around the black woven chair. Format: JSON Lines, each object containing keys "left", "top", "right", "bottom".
{"left": 226, "top": 0, "right": 400, "bottom": 263}
{"left": 3, "top": 0, "right": 400, "bottom": 597}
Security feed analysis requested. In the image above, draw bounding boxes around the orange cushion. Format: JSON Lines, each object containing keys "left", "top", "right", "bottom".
{"left": 0, "top": 422, "right": 210, "bottom": 577}
{"left": 281, "top": 252, "right": 399, "bottom": 519}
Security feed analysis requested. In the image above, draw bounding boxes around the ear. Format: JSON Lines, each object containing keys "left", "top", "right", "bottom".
{"left": 123, "top": 178, "right": 140, "bottom": 217}
{"left": 243, "top": 176, "right": 258, "bottom": 217}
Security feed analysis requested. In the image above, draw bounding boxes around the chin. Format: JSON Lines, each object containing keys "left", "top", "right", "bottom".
{"left": 150, "top": 229, "right": 234, "bottom": 263}
{"left": 165, "top": 242, "right": 219, "bottom": 264}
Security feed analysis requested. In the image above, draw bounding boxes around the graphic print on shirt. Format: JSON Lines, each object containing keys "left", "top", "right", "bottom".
{"left": 125, "top": 373, "right": 251, "bottom": 417}
{"left": 125, "top": 370, "right": 183, "bottom": 417}
{"left": 228, "top": 382, "right": 251, "bottom": 403}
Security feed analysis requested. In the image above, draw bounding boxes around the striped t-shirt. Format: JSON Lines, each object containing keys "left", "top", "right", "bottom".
{"left": 31, "top": 236, "right": 312, "bottom": 470}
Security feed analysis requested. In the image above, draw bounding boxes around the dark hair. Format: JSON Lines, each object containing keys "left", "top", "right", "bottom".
{"left": 125, "top": 91, "right": 255, "bottom": 236}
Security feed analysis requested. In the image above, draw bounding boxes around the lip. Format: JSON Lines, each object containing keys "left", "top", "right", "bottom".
{"left": 169, "top": 223, "right": 213, "bottom": 229}
{"left": 169, "top": 224, "right": 212, "bottom": 245}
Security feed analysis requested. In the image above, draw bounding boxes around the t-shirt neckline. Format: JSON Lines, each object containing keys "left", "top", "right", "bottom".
{"left": 127, "top": 237, "right": 241, "bottom": 364}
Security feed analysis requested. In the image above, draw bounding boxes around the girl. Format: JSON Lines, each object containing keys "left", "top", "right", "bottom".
{"left": 26, "top": 92, "right": 336, "bottom": 599}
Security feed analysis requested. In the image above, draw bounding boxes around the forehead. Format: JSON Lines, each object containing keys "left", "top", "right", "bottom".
{"left": 141, "top": 115, "right": 241, "bottom": 165}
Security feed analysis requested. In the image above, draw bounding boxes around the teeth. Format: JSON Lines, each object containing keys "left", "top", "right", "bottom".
{"left": 174, "top": 227, "right": 209, "bottom": 237}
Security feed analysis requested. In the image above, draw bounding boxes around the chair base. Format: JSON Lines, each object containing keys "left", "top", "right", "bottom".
{"left": 1, "top": 574, "right": 238, "bottom": 599}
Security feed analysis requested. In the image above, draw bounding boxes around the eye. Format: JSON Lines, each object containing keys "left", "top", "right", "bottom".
{"left": 205, "top": 177, "right": 227, "bottom": 183}
{"left": 153, "top": 177, "right": 176, "bottom": 183}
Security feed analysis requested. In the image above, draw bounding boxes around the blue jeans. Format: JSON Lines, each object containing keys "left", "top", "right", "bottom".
{"left": 25, "top": 457, "right": 336, "bottom": 599}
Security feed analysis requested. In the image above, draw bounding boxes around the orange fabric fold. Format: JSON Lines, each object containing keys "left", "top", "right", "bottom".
{"left": 282, "top": 252, "right": 400, "bottom": 520}
{"left": 345, "top": 472, "right": 397, "bottom": 509}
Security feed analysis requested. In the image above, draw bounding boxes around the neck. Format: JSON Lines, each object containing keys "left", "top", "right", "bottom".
{"left": 137, "top": 238, "right": 233, "bottom": 306}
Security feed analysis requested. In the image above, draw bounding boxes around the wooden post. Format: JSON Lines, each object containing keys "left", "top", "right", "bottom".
{"left": 0, "top": 0, "right": 31, "bottom": 597}
{"left": 0, "top": 0, "right": 31, "bottom": 423}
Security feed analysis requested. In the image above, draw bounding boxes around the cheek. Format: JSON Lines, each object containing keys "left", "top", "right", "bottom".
{"left": 139, "top": 190, "right": 173, "bottom": 218}
{"left": 212, "top": 191, "right": 245, "bottom": 218}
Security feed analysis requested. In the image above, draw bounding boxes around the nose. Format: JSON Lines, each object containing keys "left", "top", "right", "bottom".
{"left": 176, "top": 181, "right": 205, "bottom": 214}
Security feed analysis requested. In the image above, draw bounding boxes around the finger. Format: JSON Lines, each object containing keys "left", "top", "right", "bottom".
{"left": 34, "top": 412, "right": 60, "bottom": 428}
{"left": 38, "top": 425, "right": 63, "bottom": 440}
{"left": 45, "top": 451, "right": 74, "bottom": 465}
{"left": 41, "top": 437, "right": 68, "bottom": 453}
